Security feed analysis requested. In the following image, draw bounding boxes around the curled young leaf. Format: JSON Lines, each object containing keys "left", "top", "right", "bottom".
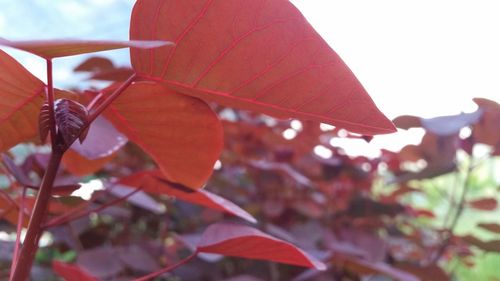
{"left": 54, "top": 99, "right": 89, "bottom": 147}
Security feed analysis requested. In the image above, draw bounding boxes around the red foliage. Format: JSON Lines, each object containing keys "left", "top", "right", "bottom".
{"left": 0, "top": 1, "right": 498, "bottom": 281}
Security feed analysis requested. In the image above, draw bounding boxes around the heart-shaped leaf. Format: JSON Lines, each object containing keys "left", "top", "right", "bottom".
{"left": 0, "top": 38, "right": 172, "bottom": 59}
{"left": 118, "top": 170, "right": 257, "bottom": 223}
{"left": 129, "top": 0, "right": 395, "bottom": 135}
{"left": 196, "top": 223, "right": 326, "bottom": 270}
{"left": 104, "top": 81, "right": 223, "bottom": 188}
{"left": 0, "top": 50, "right": 45, "bottom": 152}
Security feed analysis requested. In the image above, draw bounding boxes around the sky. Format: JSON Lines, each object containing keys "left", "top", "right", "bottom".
{"left": 0, "top": 0, "right": 498, "bottom": 156}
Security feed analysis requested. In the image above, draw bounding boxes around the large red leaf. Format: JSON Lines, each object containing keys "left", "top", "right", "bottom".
{"left": 129, "top": 0, "right": 395, "bottom": 135}
{"left": 0, "top": 50, "right": 45, "bottom": 152}
{"left": 196, "top": 223, "right": 326, "bottom": 270}
{"left": 119, "top": 170, "right": 256, "bottom": 223}
{"left": 105, "top": 82, "right": 223, "bottom": 188}
{"left": 52, "top": 261, "right": 98, "bottom": 281}
{"left": 0, "top": 39, "right": 171, "bottom": 59}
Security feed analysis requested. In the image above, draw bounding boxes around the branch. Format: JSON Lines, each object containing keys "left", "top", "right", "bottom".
{"left": 431, "top": 159, "right": 474, "bottom": 264}
{"left": 10, "top": 152, "right": 63, "bottom": 281}
{"left": 46, "top": 60, "right": 57, "bottom": 148}
{"left": 87, "top": 73, "right": 137, "bottom": 123}
{"left": 133, "top": 252, "right": 197, "bottom": 281}
{"left": 10, "top": 187, "right": 26, "bottom": 280}
{"left": 44, "top": 185, "right": 144, "bottom": 228}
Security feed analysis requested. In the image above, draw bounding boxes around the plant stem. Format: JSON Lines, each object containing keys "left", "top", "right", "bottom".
{"left": 10, "top": 187, "right": 26, "bottom": 280}
{"left": 44, "top": 185, "right": 143, "bottom": 228}
{"left": 10, "top": 151, "right": 63, "bottom": 281}
{"left": 431, "top": 159, "right": 474, "bottom": 264}
{"left": 46, "top": 59, "right": 57, "bottom": 147}
{"left": 88, "top": 73, "right": 136, "bottom": 123}
{"left": 134, "top": 252, "right": 197, "bottom": 281}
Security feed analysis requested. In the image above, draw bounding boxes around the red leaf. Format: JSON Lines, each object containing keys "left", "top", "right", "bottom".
{"left": 129, "top": 0, "right": 395, "bottom": 135}
{"left": 104, "top": 81, "right": 223, "bottom": 188}
{"left": 196, "top": 223, "right": 326, "bottom": 270}
{"left": 88, "top": 67, "right": 135, "bottom": 82}
{"left": 393, "top": 115, "right": 422, "bottom": 130}
{"left": 54, "top": 99, "right": 88, "bottom": 146}
{"left": 477, "top": 223, "right": 500, "bottom": 234}
{"left": 0, "top": 194, "right": 30, "bottom": 227}
{"left": 0, "top": 50, "right": 45, "bottom": 152}
{"left": 70, "top": 116, "right": 127, "bottom": 160}
{"left": 0, "top": 38, "right": 172, "bottom": 59}
{"left": 52, "top": 261, "right": 98, "bottom": 281}
{"left": 461, "top": 235, "right": 500, "bottom": 252}
{"left": 119, "top": 170, "right": 257, "bottom": 223}
{"left": 74, "top": 57, "right": 115, "bottom": 72}
{"left": 62, "top": 149, "right": 115, "bottom": 176}
{"left": 468, "top": 198, "right": 497, "bottom": 211}
{"left": 473, "top": 98, "right": 500, "bottom": 147}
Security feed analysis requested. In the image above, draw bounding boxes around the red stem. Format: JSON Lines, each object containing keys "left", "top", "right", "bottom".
{"left": 86, "top": 92, "right": 104, "bottom": 111}
{"left": 9, "top": 67, "right": 136, "bottom": 281}
{"left": 46, "top": 60, "right": 57, "bottom": 147}
{"left": 88, "top": 73, "right": 136, "bottom": 123}
{"left": 10, "top": 152, "right": 63, "bottom": 281}
{"left": 44, "top": 185, "right": 143, "bottom": 228}
{"left": 9, "top": 187, "right": 26, "bottom": 280}
{"left": 134, "top": 252, "right": 197, "bottom": 281}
